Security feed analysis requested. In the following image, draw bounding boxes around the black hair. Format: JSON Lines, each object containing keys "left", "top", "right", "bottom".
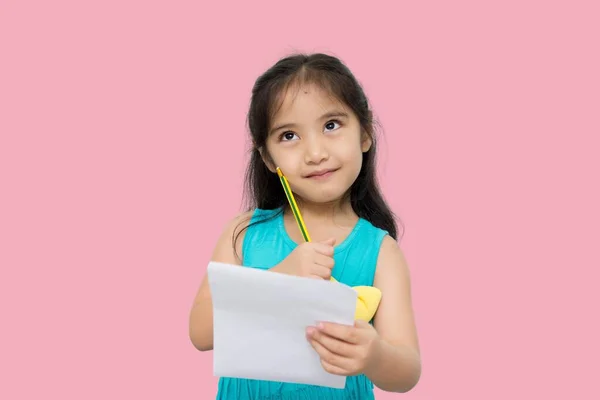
{"left": 233, "top": 52, "right": 403, "bottom": 260}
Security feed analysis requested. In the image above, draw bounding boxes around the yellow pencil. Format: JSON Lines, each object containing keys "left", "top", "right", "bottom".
{"left": 276, "top": 167, "right": 312, "bottom": 243}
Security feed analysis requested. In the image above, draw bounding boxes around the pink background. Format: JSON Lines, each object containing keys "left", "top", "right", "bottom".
{"left": 1, "top": 0, "right": 599, "bottom": 399}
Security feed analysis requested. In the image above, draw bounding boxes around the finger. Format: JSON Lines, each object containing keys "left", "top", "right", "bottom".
{"left": 312, "top": 242, "right": 334, "bottom": 257}
{"left": 314, "top": 254, "right": 335, "bottom": 270}
{"left": 353, "top": 320, "right": 371, "bottom": 329}
{"left": 310, "top": 326, "right": 356, "bottom": 357}
{"left": 317, "top": 322, "right": 361, "bottom": 344}
{"left": 307, "top": 336, "right": 352, "bottom": 376}
{"left": 310, "top": 264, "right": 332, "bottom": 280}
{"left": 320, "top": 359, "right": 350, "bottom": 376}
{"left": 320, "top": 237, "right": 336, "bottom": 246}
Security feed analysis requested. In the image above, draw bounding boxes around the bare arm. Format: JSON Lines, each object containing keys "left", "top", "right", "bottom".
{"left": 365, "top": 235, "right": 422, "bottom": 392}
{"left": 188, "top": 212, "right": 251, "bottom": 351}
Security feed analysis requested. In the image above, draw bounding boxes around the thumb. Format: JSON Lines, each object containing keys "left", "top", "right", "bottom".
{"left": 321, "top": 237, "right": 336, "bottom": 246}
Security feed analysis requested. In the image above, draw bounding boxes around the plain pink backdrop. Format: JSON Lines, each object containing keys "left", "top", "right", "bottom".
{"left": 1, "top": 0, "right": 599, "bottom": 399}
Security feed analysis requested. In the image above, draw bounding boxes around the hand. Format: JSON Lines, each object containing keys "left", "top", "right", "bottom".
{"left": 271, "top": 238, "right": 335, "bottom": 280}
{"left": 306, "top": 320, "right": 381, "bottom": 376}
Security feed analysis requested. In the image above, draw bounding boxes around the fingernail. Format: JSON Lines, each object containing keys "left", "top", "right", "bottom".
{"left": 318, "top": 322, "right": 325, "bottom": 330}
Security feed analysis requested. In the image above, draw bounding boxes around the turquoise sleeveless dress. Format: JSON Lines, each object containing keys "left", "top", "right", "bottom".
{"left": 215, "top": 207, "right": 389, "bottom": 400}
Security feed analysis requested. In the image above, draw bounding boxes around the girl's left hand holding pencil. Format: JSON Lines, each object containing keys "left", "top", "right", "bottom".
{"left": 305, "top": 320, "right": 382, "bottom": 377}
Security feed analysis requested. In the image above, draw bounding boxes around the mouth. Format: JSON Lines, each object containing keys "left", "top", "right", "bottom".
{"left": 304, "top": 168, "right": 338, "bottom": 179}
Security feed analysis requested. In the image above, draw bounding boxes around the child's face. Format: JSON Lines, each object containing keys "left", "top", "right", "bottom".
{"left": 263, "top": 83, "right": 372, "bottom": 205}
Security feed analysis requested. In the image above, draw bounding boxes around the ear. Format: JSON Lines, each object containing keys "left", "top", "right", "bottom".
{"left": 361, "top": 112, "right": 374, "bottom": 153}
{"left": 361, "top": 131, "right": 373, "bottom": 153}
{"left": 258, "top": 146, "right": 276, "bottom": 173}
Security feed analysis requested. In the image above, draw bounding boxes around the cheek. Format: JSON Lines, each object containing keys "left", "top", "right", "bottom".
{"left": 337, "top": 142, "right": 363, "bottom": 164}
{"left": 269, "top": 147, "right": 299, "bottom": 170}
{"left": 339, "top": 147, "right": 365, "bottom": 179}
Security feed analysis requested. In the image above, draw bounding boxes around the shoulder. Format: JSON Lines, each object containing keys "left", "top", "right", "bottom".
{"left": 379, "top": 235, "right": 407, "bottom": 263}
{"left": 210, "top": 209, "right": 256, "bottom": 265}
{"left": 222, "top": 209, "right": 256, "bottom": 237}
{"left": 374, "top": 235, "right": 411, "bottom": 286}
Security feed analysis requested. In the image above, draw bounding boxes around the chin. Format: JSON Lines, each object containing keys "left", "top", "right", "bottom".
{"left": 297, "top": 189, "right": 348, "bottom": 205}
{"left": 292, "top": 176, "right": 355, "bottom": 205}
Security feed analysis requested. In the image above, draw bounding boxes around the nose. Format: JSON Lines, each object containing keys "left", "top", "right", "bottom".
{"left": 304, "top": 134, "right": 329, "bottom": 165}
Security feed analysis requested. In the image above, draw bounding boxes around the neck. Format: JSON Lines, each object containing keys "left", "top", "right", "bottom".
{"left": 291, "top": 194, "right": 355, "bottom": 222}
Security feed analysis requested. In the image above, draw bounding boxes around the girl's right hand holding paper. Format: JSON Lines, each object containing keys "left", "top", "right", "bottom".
{"left": 270, "top": 238, "right": 336, "bottom": 280}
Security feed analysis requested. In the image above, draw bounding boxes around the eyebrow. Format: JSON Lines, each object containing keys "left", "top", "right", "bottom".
{"left": 269, "top": 110, "right": 349, "bottom": 136}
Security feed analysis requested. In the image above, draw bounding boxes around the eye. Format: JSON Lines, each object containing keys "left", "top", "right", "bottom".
{"left": 324, "top": 120, "right": 341, "bottom": 132}
{"left": 280, "top": 131, "right": 299, "bottom": 141}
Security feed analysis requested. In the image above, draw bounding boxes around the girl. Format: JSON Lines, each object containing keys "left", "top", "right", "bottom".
{"left": 189, "top": 52, "right": 421, "bottom": 399}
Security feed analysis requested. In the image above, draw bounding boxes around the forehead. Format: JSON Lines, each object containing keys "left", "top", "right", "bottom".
{"left": 270, "top": 82, "right": 348, "bottom": 123}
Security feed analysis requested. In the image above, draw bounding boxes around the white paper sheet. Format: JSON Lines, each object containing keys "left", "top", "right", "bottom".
{"left": 206, "top": 261, "right": 358, "bottom": 389}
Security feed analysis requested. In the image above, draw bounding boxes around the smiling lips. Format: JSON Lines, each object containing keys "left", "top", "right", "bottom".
{"left": 304, "top": 168, "right": 338, "bottom": 179}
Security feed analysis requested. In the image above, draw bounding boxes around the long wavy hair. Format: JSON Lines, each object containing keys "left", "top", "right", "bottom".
{"left": 233, "top": 52, "right": 403, "bottom": 259}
